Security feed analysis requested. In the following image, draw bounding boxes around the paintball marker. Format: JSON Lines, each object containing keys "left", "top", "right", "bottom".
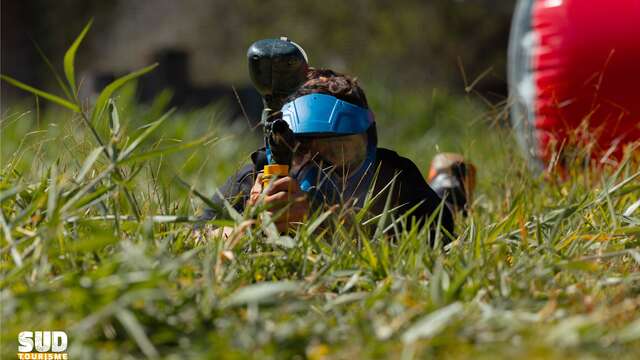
{"left": 247, "top": 37, "right": 309, "bottom": 183}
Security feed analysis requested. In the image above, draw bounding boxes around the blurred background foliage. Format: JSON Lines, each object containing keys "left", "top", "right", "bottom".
{"left": 2, "top": 0, "right": 517, "bottom": 195}
{"left": 2, "top": 0, "right": 514, "bottom": 102}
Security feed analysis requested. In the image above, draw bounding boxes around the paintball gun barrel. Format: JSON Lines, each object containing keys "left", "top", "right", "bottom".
{"left": 247, "top": 37, "right": 309, "bottom": 171}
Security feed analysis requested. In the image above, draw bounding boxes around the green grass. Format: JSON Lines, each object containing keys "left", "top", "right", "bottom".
{"left": 2, "top": 26, "right": 640, "bottom": 359}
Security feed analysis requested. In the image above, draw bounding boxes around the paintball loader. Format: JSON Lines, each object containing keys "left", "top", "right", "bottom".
{"left": 247, "top": 37, "right": 309, "bottom": 181}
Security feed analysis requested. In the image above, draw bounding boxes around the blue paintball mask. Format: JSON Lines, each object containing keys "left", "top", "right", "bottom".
{"left": 277, "top": 93, "right": 377, "bottom": 207}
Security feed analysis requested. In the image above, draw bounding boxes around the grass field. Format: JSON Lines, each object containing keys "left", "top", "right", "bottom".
{"left": 2, "top": 27, "right": 640, "bottom": 359}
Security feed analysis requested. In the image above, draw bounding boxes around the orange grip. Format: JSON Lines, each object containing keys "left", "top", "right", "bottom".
{"left": 262, "top": 164, "right": 289, "bottom": 187}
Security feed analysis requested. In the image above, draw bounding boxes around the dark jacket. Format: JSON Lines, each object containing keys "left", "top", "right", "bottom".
{"left": 203, "top": 148, "right": 454, "bottom": 242}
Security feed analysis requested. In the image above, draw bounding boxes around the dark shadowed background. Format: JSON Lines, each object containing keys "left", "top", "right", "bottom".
{"left": 2, "top": 0, "right": 515, "bottom": 117}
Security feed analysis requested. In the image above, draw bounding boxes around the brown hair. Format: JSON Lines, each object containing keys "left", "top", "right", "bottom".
{"left": 287, "top": 68, "right": 369, "bottom": 108}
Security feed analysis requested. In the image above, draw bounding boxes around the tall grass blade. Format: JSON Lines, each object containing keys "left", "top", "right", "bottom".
{"left": 115, "top": 309, "right": 159, "bottom": 358}
{"left": 108, "top": 99, "right": 121, "bottom": 137}
{"left": 77, "top": 146, "right": 104, "bottom": 182}
{"left": 402, "top": 302, "right": 463, "bottom": 343}
{"left": 32, "top": 40, "right": 72, "bottom": 100}
{"left": 117, "top": 108, "right": 175, "bottom": 162}
{"left": 90, "top": 63, "right": 158, "bottom": 124}
{"left": 624, "top": 199, "right": 640, "bottom": 217}
{"left": 222, "top": 281, "right": 301, "bottom": 308}
{"left": 0, "top": 75, "right": 80, "bottom": 112}
{"left": 46, "top": 164, "right": 58, "bottom": 221}
{"left": 0, "top": 210, "right": 23, "bottom": 266}
{"left": 119, "top": 135, "right": 213, "bottom": 164}
{"left": 64, "top": 19, "right": 93, "bottom": 97}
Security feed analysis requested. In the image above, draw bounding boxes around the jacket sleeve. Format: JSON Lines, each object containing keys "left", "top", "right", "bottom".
{"left": 201, "top": 164, "right": 256, "bottom": 220}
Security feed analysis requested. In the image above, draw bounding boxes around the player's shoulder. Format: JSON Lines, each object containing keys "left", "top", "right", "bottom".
{"left": 376, "top": 147, "right": 422, "bottom": 175}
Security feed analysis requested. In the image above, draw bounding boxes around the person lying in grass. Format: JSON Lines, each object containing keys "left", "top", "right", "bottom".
{"left": 203, "top": 69, "right": 464, "bottom": 243}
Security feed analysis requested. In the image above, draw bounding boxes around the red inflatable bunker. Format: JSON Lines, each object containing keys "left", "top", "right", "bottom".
{"left": 509, "top": 0, "right": 640, "bottom": 169}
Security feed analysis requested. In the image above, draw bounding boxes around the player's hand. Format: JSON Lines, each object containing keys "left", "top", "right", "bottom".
{"left": 248, "top": 174, "right": 309, "bottom": 232}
